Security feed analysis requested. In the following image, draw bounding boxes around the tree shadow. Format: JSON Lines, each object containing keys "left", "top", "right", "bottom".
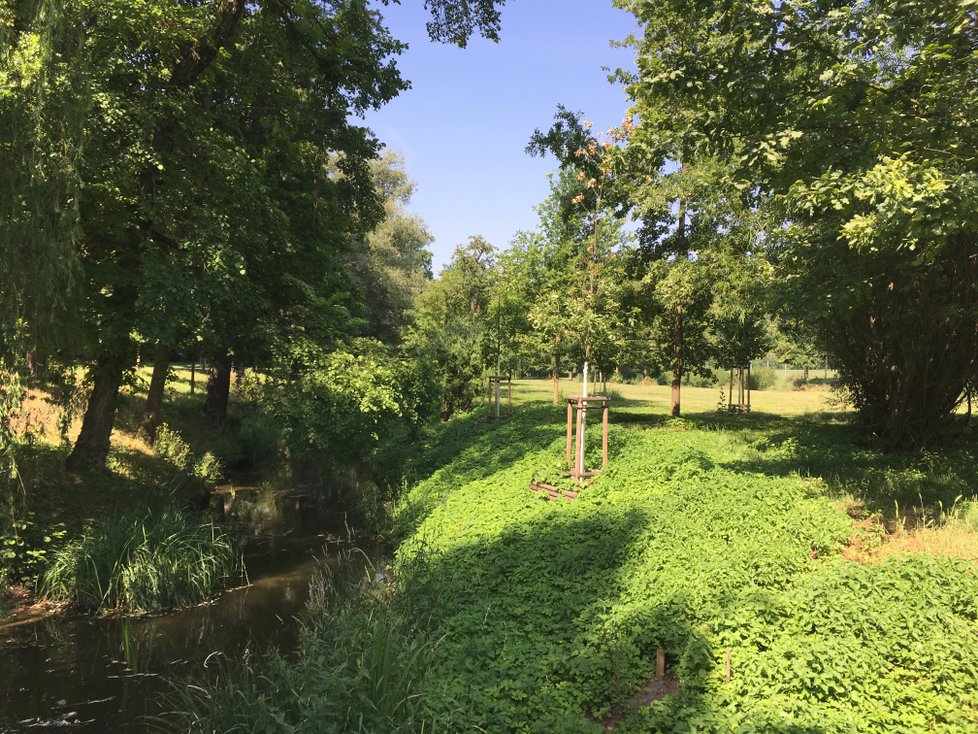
{"left": 705, "top": 414, "right": 978, "bottom": 516}
{"left": 400, "top": 509, "right": 830, "bottom": 733}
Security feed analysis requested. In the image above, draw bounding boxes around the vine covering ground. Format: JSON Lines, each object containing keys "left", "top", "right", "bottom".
{"left": 390, "top": 398, "right": 978, "bottom": 732}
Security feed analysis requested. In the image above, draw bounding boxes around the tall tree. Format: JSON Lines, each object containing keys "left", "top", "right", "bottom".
{"left": 620, "top": 0, "right": 978, "bottom": 448}
{"left": 345, "top": 151, "right": 434, "bottom": 345}
{"left": 403, "top": 237, "right": 497, "bottom": 418}
{"left": 2, "top": 0, "right": 514, "bottom": 471}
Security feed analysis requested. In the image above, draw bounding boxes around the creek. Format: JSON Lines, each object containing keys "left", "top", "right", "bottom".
{"left": 0, "top": 485, "right": 363, "bottom": 733}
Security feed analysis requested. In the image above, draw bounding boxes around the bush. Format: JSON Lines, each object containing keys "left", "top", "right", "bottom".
{"left": 154, "top": 424, "right": 224, "bottom": 488}
{"left": 38, "top": 506, "right": 243, "bottom": 614}
{"left": 748, "top": 366, "right": 779, "bottom": 391}
{"left": 0, "top": 511, "right": 67, "bottom": 580}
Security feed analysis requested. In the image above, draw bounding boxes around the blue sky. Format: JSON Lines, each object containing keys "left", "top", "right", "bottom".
{"left": 361, "top": 1, "right": 639, "bottom": 274}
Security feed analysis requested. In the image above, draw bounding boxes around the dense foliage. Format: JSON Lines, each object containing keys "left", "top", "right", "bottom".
{"left": 389, "top": 408, "right": 978, "bottom": 731}
{"left": 619, "top": 0, "right": 978, "bottom": 448}
{"left": 176, "top": 399, "right": 978, "bottom": 732}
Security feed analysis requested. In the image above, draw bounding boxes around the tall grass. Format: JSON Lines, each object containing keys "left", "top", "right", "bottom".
{"left": 157, "top": 558, "right": 434, "bottom": 733}
{"left": 38, "top": 506, "right": 243, "bottom": 614}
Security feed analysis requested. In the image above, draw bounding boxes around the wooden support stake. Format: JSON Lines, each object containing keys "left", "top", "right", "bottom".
{"left": 602, "top": 402, "right": 609, "bottom": 470}
{"left": 566, "top": 401, "right": 573, "bottom": 469}
{"left": 725, "top": 647, "right": 731, "bottom": 684}
{"left": 656, "top": 648, "right": 666, "bottom": 678}
{"left": 575, "top": 400, "right": 584, "bottom": 480}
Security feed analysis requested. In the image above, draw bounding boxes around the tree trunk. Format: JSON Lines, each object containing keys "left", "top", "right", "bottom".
{"left": 204, "top": 347, "right": 232, "bottom": 427}
{"left": 670, "top": 305, "right": 684, "bottom": 417}
{"left": 747, "top": 364, "right": 752, "bottom": 412}
{"left": 803, "top": 366, "right": 810, "bottom": 383}
{"left": 728, "top": 368, "right": 734, "bottom": 411}
{"left": 189, "top": 356, "right": 196, "bottom": 395}
{"left": 66, "top": 350, "right": 130, "bottom": 473}
{"left": 139, "top": 341, "right": 171, "bottom": 442}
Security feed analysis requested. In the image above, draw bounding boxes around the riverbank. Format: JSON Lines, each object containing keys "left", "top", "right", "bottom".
{"left": 178, "top": 384, "right": 978, "bottom": 732}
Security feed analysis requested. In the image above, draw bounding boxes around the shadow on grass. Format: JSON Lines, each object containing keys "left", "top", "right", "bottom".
{"left": 670, "top": 411, "right": 978, "bottom": 517}
{"left": 401, "top": 509, "right": 828, "bottom": 733}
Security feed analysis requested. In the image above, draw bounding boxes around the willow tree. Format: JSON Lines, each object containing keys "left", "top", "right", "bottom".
{"left": 620, "top": 0, "right": 978, "bottom": 449}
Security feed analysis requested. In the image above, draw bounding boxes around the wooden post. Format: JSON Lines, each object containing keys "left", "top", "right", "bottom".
{"left": 656, "top": 648, "right": 666, "bottom": 678}
{"left": 725, "top": 647, "right": 731, "bottom": 684}
{"left": 747, "top": 364, "right": 752, "bottom": 412}
{"left": 602, "top": 400, "right": 609, "bottom": 470}
{"left": 566, "top": 400, "right": 573, "bottom": 469}
{"left": 571, "top": 400, "right": 584, "bottom": 479}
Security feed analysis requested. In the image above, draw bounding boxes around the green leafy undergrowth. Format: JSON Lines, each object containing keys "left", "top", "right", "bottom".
{"left": 38, "top": 505, "right": 243, "bottom": 614}
{"left": 392, "top": 411, "right": 978, "bottom": 732}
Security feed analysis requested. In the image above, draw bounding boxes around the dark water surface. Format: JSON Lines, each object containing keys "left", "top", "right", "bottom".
{"left": 0, "top": 488, "right": 359, "bottom": 733}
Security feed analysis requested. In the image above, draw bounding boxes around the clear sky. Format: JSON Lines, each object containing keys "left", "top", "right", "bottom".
{"left": 361, "top": 1, "right": 639, "bottom": 274}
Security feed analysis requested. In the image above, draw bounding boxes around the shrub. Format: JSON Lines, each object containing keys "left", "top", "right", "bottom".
{"left": 38, "top": 506, "right": 242, "bottom": 614}
{"left": 154, "top": 424, "right": 224, "bottom": 489}
{"left": 748, "top": 366, "right": 779, "bottom": 391}
{"left": 0, "top": 511, "right": 67, "bottom": 580}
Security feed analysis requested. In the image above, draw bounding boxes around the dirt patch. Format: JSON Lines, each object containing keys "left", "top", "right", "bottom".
{"left": 0, "top": 583, "right": 69, "bottom": 634}
{"left": 844, "top": 514, "right": 978, "bottom": 564}
{"left": 593, "top": 675, "right": 680, "bottom": 732}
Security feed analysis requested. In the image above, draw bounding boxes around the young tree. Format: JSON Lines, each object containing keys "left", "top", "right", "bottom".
{"left": 528, "top": 111, "right": 635, "bottom": 395}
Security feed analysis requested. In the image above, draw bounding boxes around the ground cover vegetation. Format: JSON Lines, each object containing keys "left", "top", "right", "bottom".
{"left": 174, "top": 390, "right": 978, "bottom": 732}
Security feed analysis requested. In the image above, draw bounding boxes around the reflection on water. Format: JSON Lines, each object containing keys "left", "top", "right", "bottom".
{"left": 0, "top": 486, "right": 360, "bottom": 733}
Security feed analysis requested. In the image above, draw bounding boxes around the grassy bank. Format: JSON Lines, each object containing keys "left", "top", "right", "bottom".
{"left": 174, "top": 381, "right": 978, "bottom": 732}
{"left": 392, "top": 400, "right": 978, "bottom": 731}
{"left": 1, "top": 368, "right": 265, "bottom": 617}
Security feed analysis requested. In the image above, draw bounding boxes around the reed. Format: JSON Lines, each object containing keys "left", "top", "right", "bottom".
{"left": 38, "top": 505, "right": 243, "bottom": 614}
